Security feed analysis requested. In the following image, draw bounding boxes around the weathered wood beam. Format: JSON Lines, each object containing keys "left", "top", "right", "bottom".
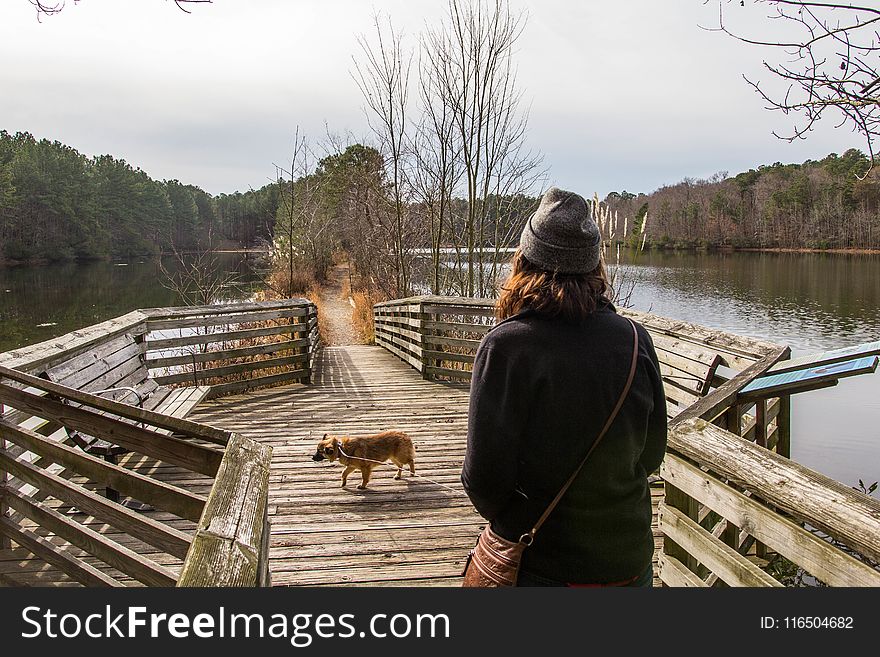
{"left": 141, "top": 298, "right": 312, "bottom": 319}
{"left": 0, "top": 418, "right": 206, "bottom": 522}
{"left": 661, "top": 454, "right": 880, "bottom": 587}
{"left": 0, "top": 366, "right": 230, "bottom": 446}
{"left": 657, "top": 552, "right": 708, "bottom": 587}
{"left": 145, "top": 339, "right": 307, "bottom": 369}
{"left": 0, "top": 448, "right": 192, "bottom": 559}
{"left": 146, "top": 308, "right": 308, "bottom": 331}
{"left": 146, "top": 324, "right": 305, "bottom": 351}
{"left": 178, "top": 433, "right": 272, "bottom": 587}
{"left": 621, "top": 307, "right": 781, "bottom": 360}
{"left": 154, "top": 354, "right": 307, "bottom": 386}
{"left": 659, "top": 502, "right": 782, "bottom": 587}
{"left": 206, "top": 370, "right": 311, "bottom": 398}
{"left": 0, "top": 311, "right": 149, "bottom": 374}
{"left": 669, "top": 418, "right": 880, "bottom": 564}
{"left": 0, "top": 516, "right": 122, "bottom": 587}
{"left": 670, "top": 347, "right": 789, "bottom": 428}
{"left": 4, "top": 489, "right": 178, "bottom": 586}
{"left": 0, "top": 382, "right": 223, "bottom": 476}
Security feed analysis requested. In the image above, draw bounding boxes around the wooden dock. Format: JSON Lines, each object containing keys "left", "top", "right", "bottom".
{"left": 192, "top": 345, "right": 663, "bottom": 586}
{"left": 2, "top": 297, "right": 877, "bottom": 588}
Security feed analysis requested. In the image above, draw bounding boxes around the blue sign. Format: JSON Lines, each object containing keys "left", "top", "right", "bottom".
{"left": 741, "top": 356, "right": 878, "bottom": 396}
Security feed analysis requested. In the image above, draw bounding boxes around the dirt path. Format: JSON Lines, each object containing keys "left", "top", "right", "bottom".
{"left": 318, "top": 263, "right": 360, "bottom": 346}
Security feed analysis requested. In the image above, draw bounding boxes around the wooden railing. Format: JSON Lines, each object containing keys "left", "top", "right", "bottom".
{"left": 0, "top": 365, "right": 272, "bottom": 586}
{"left": 177, "top": 432, "right": 273, "bottom": 587}
{"left": 374, "top": 295, "right": 880, "bottom": 586}
{"left": 374, "top": 296, "right": 493, "bottom": 380}
{"left": 661, "top": 418, "right": 880, "bottom": 587}
{"left": 0, "top": 298, "right": 317, "bottom": 587}
{"left": 373, "top": 296, "right": 790, "bottom": 452}
{"left": 143, "top": 299, "right": 319, "bottom": 397}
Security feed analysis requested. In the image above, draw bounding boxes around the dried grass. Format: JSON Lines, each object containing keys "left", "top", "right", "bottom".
{"left": 351, "top": 288, "right": 386, "bottom": 344}
{"left": 158, "top": 287, "right": 317, "bottom": 394}
{"left": 304, "top": 287, "right": 332, "bottom": 346}
{"left": 268, "top": 266, "right": 316, "bottom": 297}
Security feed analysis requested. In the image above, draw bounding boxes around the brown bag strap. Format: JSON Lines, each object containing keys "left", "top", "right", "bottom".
{"left": 520, "top": 318, "right": 640, "bottom": 545}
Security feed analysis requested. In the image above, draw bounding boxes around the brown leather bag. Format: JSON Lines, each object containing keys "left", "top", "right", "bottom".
{"left": 462, "top": 319, "right": 639, "bottom": 587}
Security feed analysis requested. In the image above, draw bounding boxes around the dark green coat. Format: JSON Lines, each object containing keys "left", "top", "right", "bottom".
{"left": 462, "top": 304, "right": 667, "bottom": 584}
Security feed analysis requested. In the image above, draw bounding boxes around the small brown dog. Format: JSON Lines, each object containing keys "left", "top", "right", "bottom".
{"left": 312, "top": 430, "right": 416, "bottom": 489}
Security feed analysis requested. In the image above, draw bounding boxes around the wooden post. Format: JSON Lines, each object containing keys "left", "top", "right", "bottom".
{"left": 297, "top": 303, "right": 313, "bottom": 385}
{"left": 258, "top": 500, "right": 271, "bottom": 587}
{"left": 311, "top": 302, "right": 318, "bottom": 383}
{"left": 721, "top": 516, "right": 740, "bottom": 554}
{"left": 776, "top": 395, "right": 791, "bottom": 459}
{"left": 663, "top": 483, "right": 701, "bottom": 577}
{"left": 753, "top": 399, "right": 769, "bottom": 561}
{"left": 755, "top": 399, "right": 767, "bottom": 448}
{"left": 724, "top": 403, "right": 741, "bottom": 437}
{"left": 1, "top": 420, "right": 9, "bottom": 550}
{"left": 419, "top": 301, "right": 431, "bottom": 381}
{"left": 291, "top": 313, "right": 299, "bottom": 384}
{"left": 177, "top": 433, "right": 272, "bottom": 587}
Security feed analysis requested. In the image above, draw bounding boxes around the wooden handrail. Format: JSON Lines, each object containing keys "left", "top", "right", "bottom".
{"left": 141, "top": 297, "right": 312, "bottom": 319}
{"left": 662, "top": 418, "right": 880, "bottom": 586}
{"left": 0, "top": 363, "right": 273, "bottom": 586}
{"left": 177, "top": 433, "right": 273, "bottom": 587}
{"left": 0, "top": 365, "right": 230, "bottom": 445}
{"left": 0, "top": 311, "right": 148, "bottom": 373}
{"left": 144, "top": 300, "right": 319, "bottom": 394}
{"left": 669, "top": 418, "right": 880, "bottom": 565}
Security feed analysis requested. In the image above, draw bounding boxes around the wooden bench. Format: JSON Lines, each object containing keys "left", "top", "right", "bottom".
{"left": 41, "top": 333, "right": 210, "bottom": 501}
{"left": 648, "top": 332, "right": 723, "bottom": 420}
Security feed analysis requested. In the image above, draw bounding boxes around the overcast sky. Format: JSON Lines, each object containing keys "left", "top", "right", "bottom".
{"left": 0, "top": 0, "right": 863, "bottom": 197}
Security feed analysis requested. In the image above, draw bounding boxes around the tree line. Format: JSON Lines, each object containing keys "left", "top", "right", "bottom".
{"left": 0, "top": 130, "right": 276, "bottom": 262}
{"left": 604, "top": 149, "right": 880, "bottom": 250}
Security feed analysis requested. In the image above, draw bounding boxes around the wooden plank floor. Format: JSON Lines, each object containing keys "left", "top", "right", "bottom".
{"left": 192, "top": 345, "right": 664, "bottom": 587}
{"left": 192, "top": 346, "right": 481, "bottom": 586}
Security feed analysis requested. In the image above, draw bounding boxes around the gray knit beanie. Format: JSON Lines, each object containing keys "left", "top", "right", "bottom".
{"left": 519, "top": 187, "right": 601, "bottom": 274}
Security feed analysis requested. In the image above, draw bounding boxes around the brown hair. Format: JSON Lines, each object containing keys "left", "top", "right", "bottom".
{"left": 496, "top": 249, "right": 612, "bottom": 322}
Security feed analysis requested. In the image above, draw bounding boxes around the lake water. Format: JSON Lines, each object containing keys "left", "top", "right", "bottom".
{"left": 617, "top": 250, "right": 880, "bottom": 490}
{"left": 0, "top": 253, "right": 266, "bottom": 353}
{"left": 1, "top": 250, "right": 878, "bottom": 490}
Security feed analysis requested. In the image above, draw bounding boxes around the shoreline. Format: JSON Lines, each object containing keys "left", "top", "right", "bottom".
{"left": 0, "top": 248, "right": 270, "bottom": 268}
{"left": 2, "top": 246, "right": 878, "bottom": 269}
{"left": 617, "top": 244, "right": 880, "bottom": 256}
{"left": 732, "top": 247, "right": 880, "bottom": 255}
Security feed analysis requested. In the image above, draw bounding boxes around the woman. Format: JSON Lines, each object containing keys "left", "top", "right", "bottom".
{"left": 462, "top": 187, "right": 667, "bottom": 587}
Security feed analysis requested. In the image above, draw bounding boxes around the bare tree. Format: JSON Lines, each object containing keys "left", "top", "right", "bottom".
{"left": 270, "top": 129, "right": 329, "bottom": 297}
{"left": 158, "top": 227, "right": 242, "bottom": 308}
{"left": 412, "top": 41, "right": 462, "bottom": 295}
{"left": 706, "top": 1, "right": 880, "bottom": 169}
{"left": 353, "top": 14, "right": 419, "bottom": 297}
{"left": 423, "top": 0, "right": 544, "bottom": 297}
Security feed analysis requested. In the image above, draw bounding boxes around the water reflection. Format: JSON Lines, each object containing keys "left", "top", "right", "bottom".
{"left": 0, "top": 253, "right": 265, "bottom": 353}
{"left": 619, "top": 251, "right": 880, "bottom": 354}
